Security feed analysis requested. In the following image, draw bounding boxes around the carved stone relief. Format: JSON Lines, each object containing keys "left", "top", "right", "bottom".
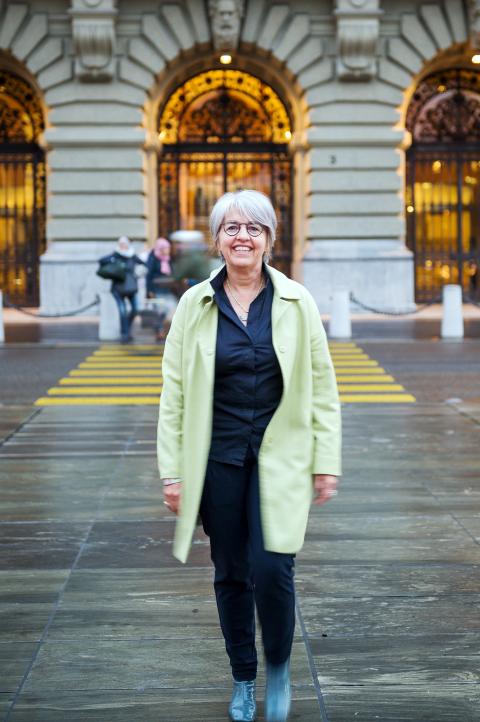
{"left": 208, "top": 0, "right": 244, "bottom": 51}
{"left": 69, "top": 0, "right": 117, "bottom": 81}
{"left": 334, "top": 0, "right": 382, "bottom": 81}
{"left": 470, "top": 0, "right": 480, "bottom": 49}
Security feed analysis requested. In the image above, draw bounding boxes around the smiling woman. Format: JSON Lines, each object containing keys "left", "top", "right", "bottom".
{"left": 157, "top": 189, "right": 342, "bottom": 722}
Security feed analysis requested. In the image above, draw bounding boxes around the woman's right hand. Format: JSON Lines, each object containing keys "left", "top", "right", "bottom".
{"left": 163, "top": 482, "right": 182, "bottom": 515}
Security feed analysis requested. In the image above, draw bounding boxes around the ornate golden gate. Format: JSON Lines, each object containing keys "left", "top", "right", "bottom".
{"left": 0, "top": 70, "right": 46, "bottom": 306}
{"left": 406, "top": 69, "right": 480, "bottom": 302}
{"left": 158, "top": 70, "right": 293, "bottom": 274}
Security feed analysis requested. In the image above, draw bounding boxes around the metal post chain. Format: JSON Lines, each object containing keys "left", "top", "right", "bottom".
{"left": 3, "top": 295, "right": 100, "bottom": 318}
{"left": 349, "top": 293, "right": 439, "bottom": 316}
{"left": 350, "top": 292, "right": 480, "bottom": 315}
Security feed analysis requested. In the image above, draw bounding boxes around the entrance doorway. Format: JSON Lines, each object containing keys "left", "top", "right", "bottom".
{"left": 0, "top": 70, "right": 46, "bottom": 305}
{"left": 157, "top": 70, "right": 293, "bottom": 274}
{"left": 406, "top": 69, "right": 480, "bottom": 302}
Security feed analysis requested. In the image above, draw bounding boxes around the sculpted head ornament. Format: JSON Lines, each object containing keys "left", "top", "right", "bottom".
{"left": 208, "top": 0, "right": 244, "bottom": 50}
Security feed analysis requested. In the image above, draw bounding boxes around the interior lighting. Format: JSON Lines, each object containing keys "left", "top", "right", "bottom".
{"left": 440, "top": 264, "right": 451, "bottom": 280}
{"left": 437, "top": 84, "right": 446, "bottom": 92}
{"left": 220, "top": 54, "right": 232, "bottom": 64}
{"left": 425, "top": 260, "right": 433, "bottom": 269}
{"left": 284, "top": 130, "right": 292, "bottom": 141}
{"left": 472, "top": 54, "right": 480, "bottom": 64}
{"left": 432, "top": 160, "right": 442, "bottom": 173}
{"left": 406, "top": 205, "right": 414, "bottom": 213}
{"left": 158, "top": 130, "right": 166, "bottom": 141}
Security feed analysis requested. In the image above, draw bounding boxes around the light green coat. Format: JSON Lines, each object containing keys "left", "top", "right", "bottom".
{"left": 157, "top": 265, "right": 341, "bottom": 563}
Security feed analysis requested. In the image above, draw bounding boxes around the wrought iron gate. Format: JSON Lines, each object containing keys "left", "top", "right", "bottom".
{"left": 0, "top": 145, "right": 46, "bottom": 305}
{"left": 157, "top": 69, "right": 294, "bottom": 275}
{"left": 0, "top": 70, "right": 46, "bottom": 306}
{"left": 158, "top": 148, "right": 292, "bottom": 274}
{"left": 406, "top": 68, "right": 480, "bottom": 302}
{"left": 406, "top": 145, "right": 480, "bottom": 302}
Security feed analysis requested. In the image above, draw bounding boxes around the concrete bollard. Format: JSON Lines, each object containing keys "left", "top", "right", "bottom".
{"left": 0, "top": 291, "right": 4, "bottom": 343}
{"left": 99, "top": 291, "right": 121, "bottom": 341}
{"left": 441, "top": 284, "right": 464, "bottom": 339}
{"left": 328, "top": 289, "right": 352, "bottom": 339}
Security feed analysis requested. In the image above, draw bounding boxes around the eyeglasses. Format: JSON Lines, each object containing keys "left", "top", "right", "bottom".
{"left": 221, "top": 222, "right": 264, "bottom": 237}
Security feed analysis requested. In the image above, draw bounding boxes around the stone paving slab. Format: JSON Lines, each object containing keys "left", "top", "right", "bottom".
{"left": 322, "top": 685, "right": 480, "bottom": 722}
{"left": 299, "top": 594, "right": 480, "bottom": 636}
{"left": 21, "top": 638, "right": 311, "bottom": 693}
{"left": 310, "top": 633, "right": 480, "bottom": 685}
{"left": 4, "top": 691, "right": 322, "bottom": 722}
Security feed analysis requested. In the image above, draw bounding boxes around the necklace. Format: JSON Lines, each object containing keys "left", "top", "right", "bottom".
{"left": 225, "top": 276, "right": 264, "bottom": 323}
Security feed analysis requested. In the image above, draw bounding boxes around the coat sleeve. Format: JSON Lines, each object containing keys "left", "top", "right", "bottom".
{"left": 305, "top": 292, "right": 342, "bottom": 476}
{"left": 157, "top": 293, "right": 187, "bottom": 479}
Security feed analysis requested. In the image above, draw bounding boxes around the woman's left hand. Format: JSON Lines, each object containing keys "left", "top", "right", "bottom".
{"left": 312, "top": 474, "right": 339, "bottom": 506}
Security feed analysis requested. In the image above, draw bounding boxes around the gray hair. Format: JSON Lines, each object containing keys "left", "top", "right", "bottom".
{"left": 209, "top": 189, "right": 277, "bottom": 262}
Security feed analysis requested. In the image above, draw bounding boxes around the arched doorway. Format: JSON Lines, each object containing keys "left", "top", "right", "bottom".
{"left": 406, "top": 68, "right": 480, "bottom": 302}
{"left": 0, "top": 69, "right": 46, "bottom": 306}
{"left": 157, "top": 69, "right": 293, "bottom": 274}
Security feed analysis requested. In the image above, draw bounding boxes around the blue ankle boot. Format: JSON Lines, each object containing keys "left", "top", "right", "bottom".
{"left": 228, "top": 679, "right": 256, "bottom": 721}
{"left": 265, "top": 659, "right": 291, "bottom": 722}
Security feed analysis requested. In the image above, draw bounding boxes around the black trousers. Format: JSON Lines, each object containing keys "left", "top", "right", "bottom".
{"left": 200, "top": 448, "right": 296, "bottom": 681}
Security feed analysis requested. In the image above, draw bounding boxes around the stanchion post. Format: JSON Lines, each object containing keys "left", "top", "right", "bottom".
{"left": 99, "top": 291, "right": 121, "bottom": 341}
{"left": 0, "top": 290, "right": 5, "bottom": 343}
{"left": 328, "top": 289, "right": 352, "bottom": 339}
{"left": 441, "top": 284, "right": 464, "bottom": 339}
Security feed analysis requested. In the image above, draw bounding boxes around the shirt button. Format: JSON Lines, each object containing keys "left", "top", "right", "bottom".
{"left": 279, "top": 345, "right": 286, "bottom": 353}
{"left": 206, "top": 348, "right": 214, "bottom": 355}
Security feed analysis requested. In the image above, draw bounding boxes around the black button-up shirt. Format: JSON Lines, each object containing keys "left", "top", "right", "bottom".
{"left": 208, "top": 266, "right": 284, "bottom": 466}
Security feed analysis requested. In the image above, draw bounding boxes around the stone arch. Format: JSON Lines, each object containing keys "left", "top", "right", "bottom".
{"left": 121, "top": 2, "right": 330, "bottom": 265}
{"left": 0, "top": 2, "right": 69, "bottom": 121}
{"left": 378, "top": 1, "right": 471, "bottom": 135}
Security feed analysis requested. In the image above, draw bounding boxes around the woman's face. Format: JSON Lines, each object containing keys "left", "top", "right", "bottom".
{"left": 217, "top": 211, "right": 267, "bottom": 272}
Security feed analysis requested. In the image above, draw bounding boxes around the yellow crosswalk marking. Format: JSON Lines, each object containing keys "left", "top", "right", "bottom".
{"left": 35, "top": 397, "right": 160, "bottom": 406}
{"left": 88, "top": 354, "right": 163, "bottom": 360}
{"left": 35, "top": 342, "right": 416, "bottom": 406}
{"left": 338, "top": 384, "right": 404, "bottom": 392}
{"left": 330, "top": 354, "right": 370, "bottom": 360}
{"left": 48, "top": 386, "right": 162, "bottom": 395}
{"left": 335, "top": 375, "right": 395, "bottom": 382}
{"left": 60, "top": 377, "right": 160, "bottom": 385}
{"left": 340, "top": 394, "right": 416, "bottom": 403}
{"left": 333, "top": 360, "right": 379, "bottom": 366}
{"left": 78, "top": 362, "right": 161, "bottom": 368}
{"left": 69, "top": 369, "right": 160, "bottom": 376}
{"left": 83, "top": 358, "right": 162, "bottom": 364}
{"left": 332, "top": 367, "right": 384, "bottom": 374}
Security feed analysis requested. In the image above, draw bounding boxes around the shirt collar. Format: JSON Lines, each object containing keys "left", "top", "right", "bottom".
{"left": 198, "top": 263, "right": 301, "bottom": 303}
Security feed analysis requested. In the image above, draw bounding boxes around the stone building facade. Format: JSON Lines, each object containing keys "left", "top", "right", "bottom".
{"left": 0, "top": 0, "right": 479, "bottom": 313}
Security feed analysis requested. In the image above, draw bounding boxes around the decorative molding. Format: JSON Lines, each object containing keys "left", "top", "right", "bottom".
{"left": 469, "top": 0, "right": 480, "bottom": 48}
{"left": 334, "top": 0, "right": 382, "bottom": 81}
{"left": 69, "top": 0, "right": 117, "bottom": 81}
{"left": 208, "top": 0, "right": 244, "bottom": 51}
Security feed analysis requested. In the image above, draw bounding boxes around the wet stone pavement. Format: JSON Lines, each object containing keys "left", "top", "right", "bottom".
{"left": 0, "top": 338, "right": 480, "bottom": 721}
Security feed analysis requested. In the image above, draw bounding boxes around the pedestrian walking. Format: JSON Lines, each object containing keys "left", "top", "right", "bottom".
{"left": 157, "top": 190, "right": 341, "bottom": 722}
{"left": 99, "top": 236, "right": 145, "bottom": 343}
{"left": 145, "top": 237, "right": 177, "bottom": 340}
